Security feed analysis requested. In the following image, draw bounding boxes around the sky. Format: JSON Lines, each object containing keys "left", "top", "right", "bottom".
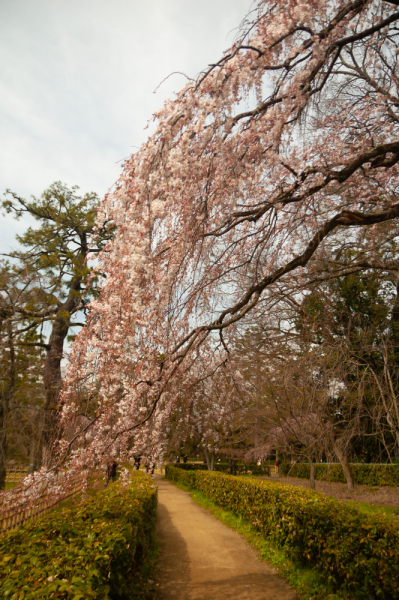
{"left": 0, "top": 0, "right": 254, "bottom": 254}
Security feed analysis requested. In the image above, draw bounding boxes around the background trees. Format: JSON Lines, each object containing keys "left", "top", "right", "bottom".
{"left": 0, "top": 262, "right": 47, "bottom": 488}
{"left": 0, "top": 183, "right": 113, "bottom": 485}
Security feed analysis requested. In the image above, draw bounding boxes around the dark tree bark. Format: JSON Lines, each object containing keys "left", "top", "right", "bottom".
{"left": 308, "top": 455, "right": 316, "bottom": 490}
{"left": 0, "top": 320, "right": 15, "bottom": 489}
{"left": 229, "top": 458, "right": 237, "bottom": 475}
{"left": 0, "top": 400, "right": 7, "bottom": 490}
{"left": 38, "top": 239, "right": 88, "bottom": 466}
{"left": 334, "top": 443, "right": 356, "bottom": 490}
{"left": 203, "top": 446, "right": 210, "bottom": 470}
{"left": 202, "top": 447, "right": 215, "bottom": 470}
{"left": 391, "top": 280, "right": 399, "bottom": 351}
{"left": 42, "top": 276, "right": 83, "bottom": 453}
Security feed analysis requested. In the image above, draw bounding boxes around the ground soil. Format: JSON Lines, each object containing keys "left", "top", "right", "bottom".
{"left": 259, "top": 475, "right": 399, "bottom": 509}
{"left": 155, "top": 476, "right": 298, "bottom": 600}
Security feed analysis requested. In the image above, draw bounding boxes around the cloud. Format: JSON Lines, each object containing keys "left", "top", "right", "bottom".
{"left": 0, "top": 0, "right": 253, "bottom": 253}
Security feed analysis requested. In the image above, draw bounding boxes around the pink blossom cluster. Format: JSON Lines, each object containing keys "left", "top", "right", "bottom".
{"left": 3, "top": 0, "right": 399, "bottom": 505}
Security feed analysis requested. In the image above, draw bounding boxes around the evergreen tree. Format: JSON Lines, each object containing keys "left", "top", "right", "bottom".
{"left": 1, "top": 182, "right": 114, "bottom": 468}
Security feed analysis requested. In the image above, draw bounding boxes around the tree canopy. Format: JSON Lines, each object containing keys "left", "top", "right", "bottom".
{"left": 0, "top": 182, "right": 114, "bottom": 484}
{"left": 4, "top": 0, "right": 399, "bottom": 503}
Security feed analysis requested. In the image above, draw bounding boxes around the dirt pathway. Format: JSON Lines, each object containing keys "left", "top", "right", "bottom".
{"left": 155, "top": 477, "right": 297, "bottom": 600}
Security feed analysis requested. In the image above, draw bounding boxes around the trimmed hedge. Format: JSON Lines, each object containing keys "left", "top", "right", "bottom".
{"left": 0, "top": 471, "right": 157, "bottom": 599}
{"left": 280, "top": 462, "right": 399, "bottom": 486}
{"left": 174, "top": 462, "right": 266, "bottom": 476}
{"left": 166, "top": 464, "right": 399, "bottom": 599}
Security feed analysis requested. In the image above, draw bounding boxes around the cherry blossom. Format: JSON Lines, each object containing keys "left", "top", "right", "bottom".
{"left": 3, "top": 0, "right": 399, "bottom": 505}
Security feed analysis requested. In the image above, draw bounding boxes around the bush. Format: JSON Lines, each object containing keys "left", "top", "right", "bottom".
{"left": 166, "top": 464, "right": 197, "bottom": 487}
{"left": 0, "top": 471, "right": 157, "bottom": 599}
{"left": 171, "top": 463, "right": 208, "bottom": 471}
{"left": 166, "top": 465, "right": 399, "bottom": 599}
{"left": 173, "top": 462, "right": 266, "bottom": 476}
{"left": 280, "top": 462, "right": 399, "bottom": 486}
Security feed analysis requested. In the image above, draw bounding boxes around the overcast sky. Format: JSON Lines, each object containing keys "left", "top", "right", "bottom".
{"left": 0, "top": 0, "right": 254, "bottom": 253}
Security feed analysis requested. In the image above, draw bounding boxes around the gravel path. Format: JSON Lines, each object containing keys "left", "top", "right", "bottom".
{"left": 155, "top": 477, "right": 297, "bottom": 600}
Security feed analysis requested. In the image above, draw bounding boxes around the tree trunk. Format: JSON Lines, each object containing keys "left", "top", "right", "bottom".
{"left": 229, "top": 458, "right": 237, "bottom": 475}
{"left": 0, "top": 321, "right": 15, "bottom": 489}
{"left": 371, "top": 364, "right": 399, "bottom": 455}
{"left": 0, "top": 395, "right": 7, "bottom": 490}
{"left": 389, "top": 277, "right": 399, "bottom": 456}
{"left": 210, "top": 452, "right": 214, "bottom": 471}
{"left": 41, "top": 273, "right": 83, "bottom": 464}
{"left": 28, "top": 435, "right": 37, "bottom": 474}
{"left": 334, "top": 444, "right": 355, "bottom": 490}
{"left": 29, "top": 409, "right": 46, "bottom": 472}
{"left": 308, "top": 456, "right": 316, "bottom": 490}
{"left": 391, "top": 279, "right": 399, "bottom": 352}
{"left": 202, "top": 446, "right": 210, "bottom": 470}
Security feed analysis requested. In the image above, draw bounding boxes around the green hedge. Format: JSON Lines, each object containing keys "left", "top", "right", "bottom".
{"left": 166, "top": 465, "right": 399, "bottom": 599}
{"left": 167, "top": 464, "right": 197, "bottom": 487}
{"left": 280, "top": 462, "right": 399, "bottom": 486}
{"left": 173, "top": 462, "right": 266, "bottom": 476}
{"left": 0, "top": 471, "right": 157, "bottom": 599}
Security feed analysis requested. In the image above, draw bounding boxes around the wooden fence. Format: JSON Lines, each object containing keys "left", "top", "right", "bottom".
{"left": 5, "top": 465, "right": 29, "bottom": 484}
{"left": 0, "top": 476, "right": 84, "bottom": 533}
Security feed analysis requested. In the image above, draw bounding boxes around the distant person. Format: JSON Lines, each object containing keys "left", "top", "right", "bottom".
{"left": 183, "top": 455, "right": 188, "bottom": 463}
{"left": 275, "top": 458, "right": 282, "bottom": 475}
{"left": 176, "top": 455, "right": 181, "bottom": 464}
{"left": 105, "top": 460, "right": 118, "bottom": 487}
{"left": 134, "top": 456, "right": 141, "bottom": 470}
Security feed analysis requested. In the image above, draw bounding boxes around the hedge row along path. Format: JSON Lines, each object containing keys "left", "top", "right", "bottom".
{"left": 155, "top": 477, "right": 297, "bottom": 600}
{"left": 258, "top": 475, "right": 399, "bottom": 509}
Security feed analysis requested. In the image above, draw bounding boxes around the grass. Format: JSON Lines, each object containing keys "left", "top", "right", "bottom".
{"left": 167, "top": 478, "right": 346, "bottom": 600}
{"left": 4, "top": 482, "right": 17, "bottom": 490}
{"left": 252, "top": 475, "right": 399, "bottom": 520}
{"left": 343, "top": 498, "right": 399, "bottom": 519}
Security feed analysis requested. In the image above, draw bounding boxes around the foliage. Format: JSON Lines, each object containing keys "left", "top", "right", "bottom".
{"left": 166, "top": 465, "right": 399, "bottom": 599}
{"left": 1, "top": 182, "right": 108, "bottom": 327}
{"left": 1, "top": 182, "right": 115, "bottom": 469}
{"left": 57, "top": 0, "right": 399, "bottom": 480}
{"left": 280, "top": 462, "right": 399, "bottom": 487}
{"left": 0, "top": 262, "right": 48, "bottom": 487}
{"left": 166, "top": 465, "right": 197, "bottom": 488}
{"left": 173, "top": 462, "right": 266, "bottom": 475}
{"left": 172, "top": 479, "right": 344, "bottom": 600}
{"left": 164, "top": 361, "right": 252, "bottom": 469}
{"left": 5, "top": 0, "right": 399, "bottom": 511}
{"left": 171, "top": 463, "right": 218, "bottom": 471}
{"left": 298, "top": 272, "right": 393, "bottom": 347}
{"left": 0, "top": 472, "right": 157, "bottom": 599}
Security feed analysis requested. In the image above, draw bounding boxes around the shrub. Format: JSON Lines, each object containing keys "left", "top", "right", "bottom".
{"left": 280, "top": 462, "right": 399, "bottom": 486}
{"left": 166, "top": 465, "right": 399, "bottom": 599}
{"left": 171, "top": 463, "right": 208, "bottom": 471}
{"left": 173, "top": 462, "right": 266, "bottom": 476}
{"left": 166, "top": 464, "right": 197, "bottom": 487}
{"left": 0, "top": 471, "right": 157, "bottom": 599}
